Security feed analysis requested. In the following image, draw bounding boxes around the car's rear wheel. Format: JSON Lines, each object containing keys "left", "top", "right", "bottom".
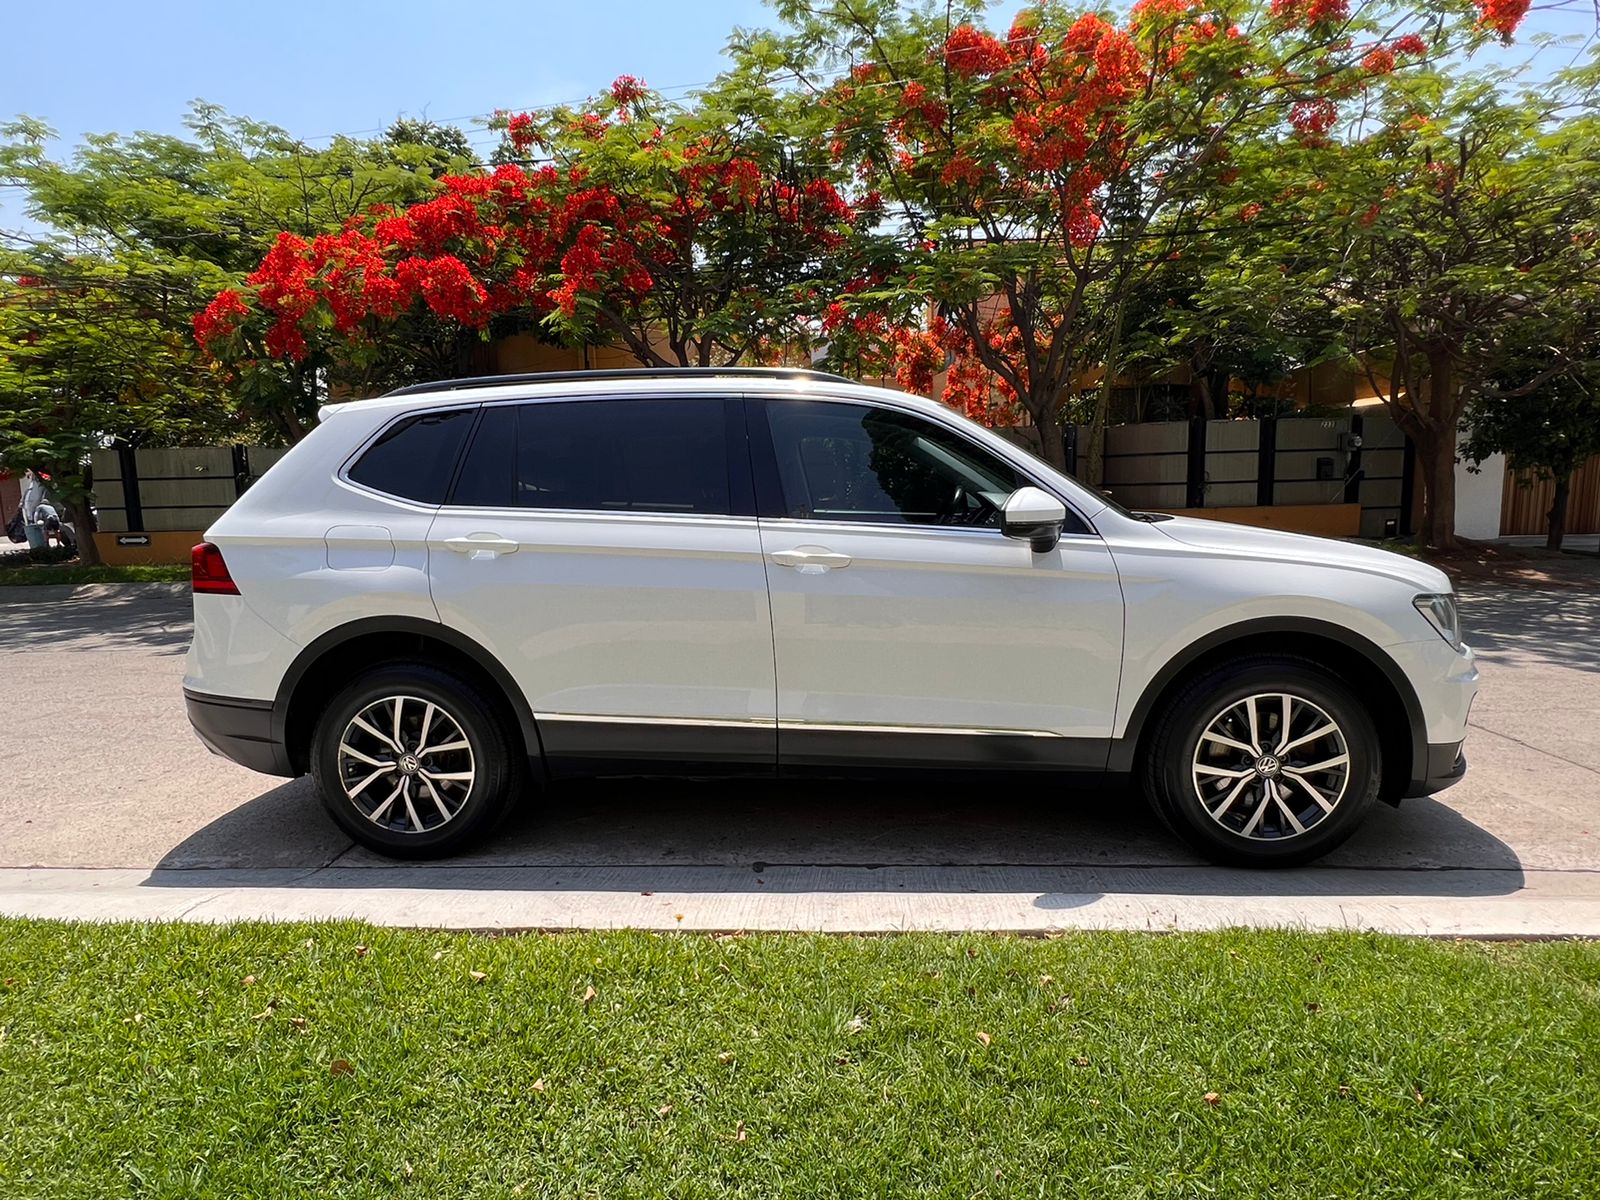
{"left": 310, "top": 664, "right": 519, "bottom": 859}
{"left": 1144, "top": 657, "right": 1381, "bottom": 867}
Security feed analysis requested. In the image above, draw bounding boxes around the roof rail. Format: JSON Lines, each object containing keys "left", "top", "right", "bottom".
{"left": 383, "top": 366, "right": 856, "bottom": 398}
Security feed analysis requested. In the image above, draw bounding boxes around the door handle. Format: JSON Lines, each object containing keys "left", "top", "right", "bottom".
{"left": 443, "top": 533, "right": 520, "bottom": 560}
{"left": 770, "top": 546, "right": 852, "bottom": 574}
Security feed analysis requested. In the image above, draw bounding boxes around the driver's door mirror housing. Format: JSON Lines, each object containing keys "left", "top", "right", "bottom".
{"left": 1001, "top": 486, "right": 1067, "bottom": 553}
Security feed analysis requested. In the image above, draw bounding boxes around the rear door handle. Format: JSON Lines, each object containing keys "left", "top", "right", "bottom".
{"left": 443, "top": 533, "right": 520, "bottom": 560}
{"left": 770, "top": 546, "right": 852, "bottom": 574}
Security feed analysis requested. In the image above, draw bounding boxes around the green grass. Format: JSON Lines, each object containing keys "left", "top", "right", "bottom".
{"left": 1, "top": 923, "right": 1597, "bottom": 1199}
{"left": 0, "top": 559, "right": 187, "bottom": 585}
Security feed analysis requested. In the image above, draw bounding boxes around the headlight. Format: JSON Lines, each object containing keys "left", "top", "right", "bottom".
{"left": 1413, "top": 593, "right": 1462, "bottom": 649}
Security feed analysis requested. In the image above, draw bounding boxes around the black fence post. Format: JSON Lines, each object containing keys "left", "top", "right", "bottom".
{"left": 1400, "top": 434, "right": 1417, "bottom": 536}
{"left": 1344, "top": 414, "right": 1365, "bottom": 505}
{"left": 116, "top": 442, "right": 144, "bottom": 533}
{"left": 231, "top": 445, "right": 250, "bottom": 499}
{"left": 1186, "top": 417, "right": 1207, "bottom": 509}
{"left": 1256, "top": 417, "right": 1277, "bottom": 507}
{"left": 1063, "top": 424, "right": 1078, "bottom": 478}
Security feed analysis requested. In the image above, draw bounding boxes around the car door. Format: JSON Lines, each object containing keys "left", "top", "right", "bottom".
{"left": 748, "top": 395, "right": 1124, "bottom": 770}
{"left": 426, "top": 394, "right": 776, "bottom": 774}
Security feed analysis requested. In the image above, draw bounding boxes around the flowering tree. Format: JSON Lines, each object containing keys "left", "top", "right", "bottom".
{"left": 1193, "top": 52, "right": 1600, "bottom": 547}
{"left": 197, "top": 76, "right": 864, "bottom": 394}
{"left": 766, "top": 0, "right": 1523, "bottom": 471}
{"left": 2, "top": 106, "right": 471, "bottom": 452}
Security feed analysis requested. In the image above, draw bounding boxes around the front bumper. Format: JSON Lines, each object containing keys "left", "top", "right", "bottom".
{"left": 1404, "top": 740, "right": 1467, "bottom": 798}
{"left": 1385, "top": 637, "right": 1477, "bottom": 799}
{"left": 185, "top": 688, "right": 295, "bottom": 777}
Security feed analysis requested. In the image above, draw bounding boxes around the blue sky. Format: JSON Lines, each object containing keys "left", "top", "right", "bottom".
{"left": 1, "top": 0, "right": 1592, "bottom": 229}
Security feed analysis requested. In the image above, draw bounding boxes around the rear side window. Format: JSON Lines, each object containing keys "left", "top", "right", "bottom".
{"left": 346, "top": 409, "right": 475, "bottom": 504}
{"left": 451, "top": 398, "right": 734, "bottom": 515}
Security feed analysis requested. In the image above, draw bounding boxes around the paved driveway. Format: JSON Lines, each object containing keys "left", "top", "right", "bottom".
{"left": 2, "top": 568, "right": 1598, "bottom": 933}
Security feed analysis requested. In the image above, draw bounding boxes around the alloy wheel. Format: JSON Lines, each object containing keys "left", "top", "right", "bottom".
{"left": 1190, "top": 691, "right": 1351, "bottom": 842}
{"left": 336, "top": 695, "right": 476, "bottom": 834}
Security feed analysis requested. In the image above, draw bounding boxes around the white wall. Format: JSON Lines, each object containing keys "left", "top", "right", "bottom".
{"left": 1455, "top": 436, "right": 1505, "bottom": 540}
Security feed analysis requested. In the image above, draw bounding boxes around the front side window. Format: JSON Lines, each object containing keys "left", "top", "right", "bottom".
{"left": 346, "top": 408, "right": 475, "bottom": 504}
{"left": 451, "top": 397, "right": 734, "bottom": 515}
{"left": 764, "top": 401, "right": 1028, "bottom": 527}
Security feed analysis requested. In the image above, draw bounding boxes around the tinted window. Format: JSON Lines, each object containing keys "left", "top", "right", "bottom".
{"left": 452, "top": 398, "right": 733, "bottom": 515}
{"left": 347, "top": 409, "right": 474, "bottom": 504}
{"left": 765, "top": 401, "right": 1027, "bottom": 527}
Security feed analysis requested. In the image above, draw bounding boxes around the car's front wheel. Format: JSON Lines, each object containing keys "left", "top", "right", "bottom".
{"left": 1144, "top": 657, "right": 1381, "bottom": 867}
{"left": 309, "top": 664, "right": 519, "bottom": 859}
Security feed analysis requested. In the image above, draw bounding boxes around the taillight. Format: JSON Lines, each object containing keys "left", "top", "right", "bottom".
{"left": 191, "top": 542, "right": 240, "bottom": 595}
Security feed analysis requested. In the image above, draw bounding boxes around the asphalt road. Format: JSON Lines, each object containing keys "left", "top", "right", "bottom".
{"left": 2, "top": 567, "right": 1598, "bottom": 933}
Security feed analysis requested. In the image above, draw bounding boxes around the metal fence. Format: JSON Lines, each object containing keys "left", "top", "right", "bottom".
{"left": 1092, "top": 413, "right": 1410, "bottom": 538}
{"left": 90, "top": 445, "right": 289, "bottom": 533}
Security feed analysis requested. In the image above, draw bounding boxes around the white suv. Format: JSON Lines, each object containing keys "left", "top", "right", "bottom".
{"left": 183, "top": 368, "right": 1477, "bottom": 866}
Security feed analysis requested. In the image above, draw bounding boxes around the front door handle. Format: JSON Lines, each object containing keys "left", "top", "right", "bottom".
{"left": 770, "top": 546, "right": 852, "bottom": 574}
{"left": 443, "top": 533, "right": 520, "bottom": 561}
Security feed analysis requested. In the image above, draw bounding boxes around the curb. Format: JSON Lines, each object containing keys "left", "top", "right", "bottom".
{"left": 0, "top": 581, "right": 189, "bottom": 603}
{"left": 5, "top": 866, "right": 1599, "bottom": 937}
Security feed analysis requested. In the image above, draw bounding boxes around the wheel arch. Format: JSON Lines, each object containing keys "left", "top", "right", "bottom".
{"left": 1109, "top": 616, "right": 1424, "bottom": 804}
{"left": 272, "top": 617, "right": 545, "bottom": 778}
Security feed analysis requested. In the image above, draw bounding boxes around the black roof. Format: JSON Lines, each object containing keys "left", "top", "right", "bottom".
{"left": 384, "top": 366, "right": 854, "bottom": 398}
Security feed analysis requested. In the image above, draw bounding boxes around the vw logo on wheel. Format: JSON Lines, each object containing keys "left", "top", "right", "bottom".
{"left": 1254, "top": 754, "right": 1282, "bottom": 778}
{"left": 398, "top": 752, "right": 421, "bottom": 775}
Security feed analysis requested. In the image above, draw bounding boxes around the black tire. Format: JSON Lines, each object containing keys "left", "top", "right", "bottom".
{"left": 309, "top": 663, "right": 521, "bottom": 859}
{"left": 1143, "top": 656, "right": 1381, "bottom": 868}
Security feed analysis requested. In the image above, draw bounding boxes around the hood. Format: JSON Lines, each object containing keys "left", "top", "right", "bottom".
{"left": 1151, "top": 515, "right": 1453, "bottom": 593}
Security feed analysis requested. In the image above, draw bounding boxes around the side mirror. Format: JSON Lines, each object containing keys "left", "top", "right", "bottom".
{"left": 1001, "top": 486, "right": 1067, "bottom": 554}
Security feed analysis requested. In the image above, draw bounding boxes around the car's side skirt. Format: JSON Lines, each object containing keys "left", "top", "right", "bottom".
{"left": 534, "top": 713, "right": 1110, "bottom": 777}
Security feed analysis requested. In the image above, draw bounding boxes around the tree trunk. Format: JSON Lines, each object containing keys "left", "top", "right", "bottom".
{"left": 67, "top": 497, "right": 102, "bottom": 566}
{"left": 1409, "top": 349, "right": 1462, "bottom": 551}
{"left": 1547, "top": 473, "right": 1571, "bottom": 552}
{"left": 1083, "top": 391, "right": 1108, "bottom": 485}
{"left": 1084, "top": 297, "right": 1127, "bottom": 487}
{"left": 1034, "top": 410, "right": 1066, "bottom": 470}
{"left": 1414, "top": 427, "right": 1458, "bottom": 551}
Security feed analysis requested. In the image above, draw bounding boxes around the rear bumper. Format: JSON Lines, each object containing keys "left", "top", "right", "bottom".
{"left": 184, "top": 688, "right": 295, "bottom": 777}
{"left": 1404, "top": 740, "right": 1467, "bottom": 798}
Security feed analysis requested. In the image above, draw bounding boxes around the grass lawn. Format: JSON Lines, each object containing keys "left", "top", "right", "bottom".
{"left": 0, "top": 558, "right": 187, "bottom": 585}
{"left": 1, "top": 923, "right": 1596, "bottom": 1199}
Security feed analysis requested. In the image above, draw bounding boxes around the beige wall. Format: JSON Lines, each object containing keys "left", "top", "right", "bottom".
{"left": 92, "top": 530, "right": 203, "bottom": 566}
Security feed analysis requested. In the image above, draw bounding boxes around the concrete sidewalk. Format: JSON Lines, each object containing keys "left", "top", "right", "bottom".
{"left": 3, "top": 572, "right": 1598, "bottom": 935}
{"left": 5, "top": 863, "right": 1599, "bottom": 936}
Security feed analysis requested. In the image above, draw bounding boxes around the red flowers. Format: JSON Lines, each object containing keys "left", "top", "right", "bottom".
{"left": 397, "top": 255, "right": 490, "bottom": 324}
{"left": 944, "top": 25, "right": 1013, "bottom": 77}
{"left": 506, "top": 112, "right": 538, "bottom": 153}
{"left": 1291, "top": 98, "right": 1339, "bottom": 141}
{"left": 201, "top": 108, "right": 863, "bottom": 366}
{"left": 193, "top": 289, "right": 249, "bottom": 348}
{"left": 1474, "top": 0, "right": 1530, "bottom": 40}
{"left": 1270, "top": 0, "right": 1349, "bottom": 25}
{"left": 609, "top": 75, "right": 646, "bottom": 107}
{"left": 1362, "top": 47, "right": 1397, "bottom": 75}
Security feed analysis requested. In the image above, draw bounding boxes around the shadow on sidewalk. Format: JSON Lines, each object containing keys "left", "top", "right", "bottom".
{"left": 0, "top": 585, "right": 189, "bottom": 655}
